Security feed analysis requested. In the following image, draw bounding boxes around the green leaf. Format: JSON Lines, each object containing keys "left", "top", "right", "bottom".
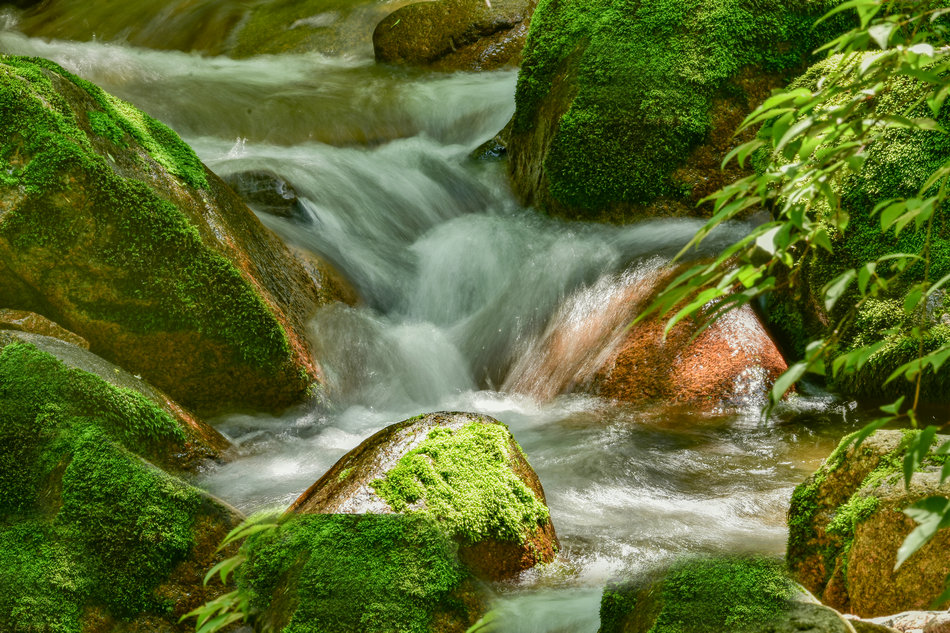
{"left": 203, "top": 555, "right": 247, "bottom": 586}
{"left": 822, "top": 270, "right": 857, "bottom": 311}
{"left": 771, "top": 361, "right": 808, "bottom": 403}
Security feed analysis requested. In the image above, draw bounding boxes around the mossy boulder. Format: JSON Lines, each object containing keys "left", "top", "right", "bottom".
{"left": 762, "top": 55, "right": 950, "bottom": 403}
{"left": 787, "top": 430, "right": 950, "bottom": 617}
{"left": 0, "top": 56, "right": 343, "bottom": 415}
{"left": 373, "top": 0, "right": 537, "bottom": 71}
{"left": 597, "top": 557, "right": 849, "bottom": 633}
{"left": 0, "top": 340, "right": 244, "bottom": 632}
{"left": 289, "top": 411, "right": 559, "bottom": 581}
{"left": 504, "top": 0, "right": 848, "bottom": 222}
{"left": 503, "top": 265, "right": 787, "bottom": 407}
{"left": 237, "top": 513, "right": 486, "bottom": 633}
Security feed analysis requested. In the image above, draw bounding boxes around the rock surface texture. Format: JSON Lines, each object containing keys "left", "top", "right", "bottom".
{"left": 504, "top": 0, "right": 847, "bottom": 222}
{"left": 373, "top": 0, "right": 537, "bottom": 71}
{"left": 0, "top": 56, "right": 347, "bottom": 414}
{"left": 290, "top": 411, "right": 558, "bottom": 580}
{"left": 788, "top": 430, "right": 950, "bottom": 617}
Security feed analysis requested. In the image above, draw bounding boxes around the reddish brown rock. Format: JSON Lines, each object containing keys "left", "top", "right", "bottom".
{"left": 0, "top": 57, "right": 349, "bottom": 415}
{"left": 504, "top": 265, "right": 787, "bottom": 408}
{"left": 373, "top": 0, "right": 537, "bottom": 71}
{"left": 0, "top": 308, "right": 90, "bottom": 349}
{"left": 290, "top": 411, "right": 559, "bottom": 581}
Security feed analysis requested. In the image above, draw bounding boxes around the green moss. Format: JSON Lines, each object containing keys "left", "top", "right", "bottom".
{"left": 231, "top": 0, "right": 356, "bottom": 58}
{"left": 514, "top": 0, "right": 849, "bottom": 216}
{"left": 239, "top": 514, "right": 472, "bottom": 633}
{"left": 370, "top": 422, "right": 550, "bottom": 544}
{"left": 0, "top": 342, "right": 203, "bottom": 631}
{"left": 599, "top": 558, "right": 796, "bottom": 633}
{"left": 769, "top": 54, "right": 950, "bottom": 400}
{"left": 0, "top": 56, "right": 291, "bottom": 371}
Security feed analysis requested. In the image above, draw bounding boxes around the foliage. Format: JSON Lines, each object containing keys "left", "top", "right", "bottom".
{"left": 642, "top": 0, "right": 950, "bottom": 601}
{"left": 370, "top": 422, "right": 550, "bottom": 544}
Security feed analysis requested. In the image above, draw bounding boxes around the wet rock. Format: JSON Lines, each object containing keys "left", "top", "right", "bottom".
{"left": 0, "top": 339, "right": 244, "bottom": 632}
{"left": 504, "top": 265, "right": 787, "bottom": 408}
{"left": 373, "top": 0, "right": 536, "bottom": 72}
{"left": 290, "top": 411, "right": 559, "bottom": 581}
{"left": 597, "top": 557, "right": 877, "bottom": 633}
{"left": 0, "top": 56, "right": 346, "bottom": 415}
{"left": 0, "top": 308, "right": 89, "bottom": 349}
{"left": 788, "top": 430, "right": 950, "bottom": 617}
{"left": 503, "top": 0, "right": 849, "bottom": 222}
{"left": 239, "top": 514, "right": 486, "bottom": 633}
{"left": 221, "top": 169, "right": 305, "bottom": 221}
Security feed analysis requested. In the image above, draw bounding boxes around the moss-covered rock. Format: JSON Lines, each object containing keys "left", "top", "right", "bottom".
{"left": 238, "top": 513, "right": 485, "bottom": 633}
{"left": 504, "top": 0, "right": 849, "bottom": 222}
{"left": 0, "top": 341, "right": 244, "bottom": 632}
{"left": 763, "top": 55, "right": 950, "bottom": 403}
{"left": 598, "top": 557, "right": 824, "bottom": 633}
{"left": 373, "top": 0, "right": 536, "bottom": 72}
{"left": 0, "top": 55, "right": 342, "bottom": 414}
{"left": 289, "top": 411, "right": 559, "bottom": 581}
{"left": 787, "top": 429, "right": 950, "bottom": 617}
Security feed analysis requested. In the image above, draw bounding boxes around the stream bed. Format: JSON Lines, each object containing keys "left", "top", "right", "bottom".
{"left": 0, "top": 16, "right": 867, "bottom": 631}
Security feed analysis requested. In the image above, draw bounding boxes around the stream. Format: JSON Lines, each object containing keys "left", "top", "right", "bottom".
{"left": 1, "top": 13, "right": 866, "bottom": 632}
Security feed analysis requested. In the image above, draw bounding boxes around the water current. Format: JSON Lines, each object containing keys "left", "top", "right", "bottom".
{"left": 0, "top": 16, "right": 868, "bottom": 631}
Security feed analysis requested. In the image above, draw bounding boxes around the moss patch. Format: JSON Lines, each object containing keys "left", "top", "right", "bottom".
{"left": 0, "top": 342, "right": 203, "bottom": 631}
{"left": 0, "top": 56, "right": 291, "bottom": 371}
{"left": 599, "top": 557, "right": 796, "bottom": 633}
{"left": 239, "top": 514, "right": 474, "bottom": 633}
{"left": 370, "top": 423, "right": 550, "bottom": 544}
{"left": 513, "top": 0, "right": 848, "bottom": 216}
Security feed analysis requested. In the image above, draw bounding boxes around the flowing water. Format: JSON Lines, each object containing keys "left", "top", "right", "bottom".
{"left": 1, "top": 13, "right": 868, "bottom": 631}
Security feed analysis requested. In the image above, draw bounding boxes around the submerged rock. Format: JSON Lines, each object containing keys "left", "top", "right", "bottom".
{"left": 373, "top": 0, "right": 537, "bottom": 71}
{"left": 221, "top": 169, "right": 305, "bottom": 221}
{"left": 0, "top": 340, "right": 243, "bottom": 632}
{"left": 597, "top": 557, "right": 870, "bottom": 633}
{"left": 504, "top": 265, "right": 787, "bottom": 408}
{"left": 787, "top": 430, "right": 950, "bottom": 617}
{"left": 0, "top": 56, "right": 345, "bottom": 415}
{"left": 239, "top": 514, "right": 485, "bottom": 633}
{"left": 503, "top": 0, "right": 848, "bottom": 222}
{"left": 290, "top": 411, "right": 559, "bottom": 581}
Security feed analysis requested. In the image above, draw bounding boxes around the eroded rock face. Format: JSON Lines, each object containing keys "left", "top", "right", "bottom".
{"left": 373, "top": 0, "right": 537, "bottom": 72}
{"left": 503, "top": 0, "right": 848, "bottom": 222}
{"left": 0, "top": 340, "right": 243, "bottom": 632}
{"left": 239, "top": 514, "right": 486, "bottom": 633}
{"left": 290, "top": 411, "right": 559, "bottom": 581}
{"left": 788, "top": 430, "right": 950, "bottom": 617}
{"left": 503, "top": 265, "right": 787, "bottom": 408}
{"left": 0, "top": 56, "right": 345, "bottom": 414}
